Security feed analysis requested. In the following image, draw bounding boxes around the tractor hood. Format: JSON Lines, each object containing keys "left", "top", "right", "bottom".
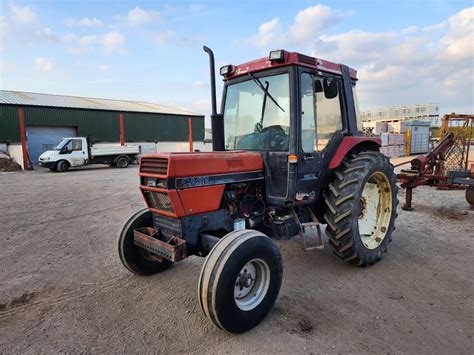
{"left": 139, "top": 151, "right": 263, "bottom": 178}
{"left": 138, "top": 151, "right": 264, "bottom": 218}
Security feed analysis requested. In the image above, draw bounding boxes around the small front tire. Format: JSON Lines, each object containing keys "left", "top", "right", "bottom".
{"left": 198, "top": 229, "right": 283, "bottom": 333}
{"left": 118, "top": 208, "right": 172, "bottom": 275}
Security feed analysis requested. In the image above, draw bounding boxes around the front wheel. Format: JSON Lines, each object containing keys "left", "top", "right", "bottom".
{"left": 198, "top": 230, "right": 283, "bottom": 333}
{"left": 324, "top": 151, "right": 398, "bottom": 266}
{"left": 57, "top": 160, "right": 69, "bottom": 172}
{"left": 116, "top": 156, "right": 129, "bottom": 168}
{"left": 118, "top": 208, "right": 171, "bottom": 275}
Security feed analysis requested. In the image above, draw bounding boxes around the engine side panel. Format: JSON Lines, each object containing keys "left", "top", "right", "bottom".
{"left": 139, "top": 151, "right": 264, "bottom": 218}
{"left": 177, "top": 185, "right": 225, "bottom": 216}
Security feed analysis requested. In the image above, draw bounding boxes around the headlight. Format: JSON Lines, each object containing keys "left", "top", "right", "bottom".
{"left": 41, "top": 156, "right": 50, "bottom": 161}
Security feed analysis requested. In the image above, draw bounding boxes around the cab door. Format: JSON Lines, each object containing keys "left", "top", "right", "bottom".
{"left": 295, "top": 71, "right": 344, "bottom": 202}
{"left": 60, "top": 138, "right": 86, "bottom": 166}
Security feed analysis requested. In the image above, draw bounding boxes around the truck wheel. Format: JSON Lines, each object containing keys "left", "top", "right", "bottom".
{"left": 118, "top": 208, "right": 171, "bottom": 275}
{"left": 57, "top": 160, "right": 70, "bottom": 172}
{"left": 324, "top": 151, "right": 398, "bottom": 266}
{"left": 116, "top": 156, "right": 129, "bottom": 168}
{"left": 198, "top": 230, "right": 283, "bottom": 333}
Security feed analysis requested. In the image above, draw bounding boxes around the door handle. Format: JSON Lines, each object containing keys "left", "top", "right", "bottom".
{"left": 303, "top": 155, "right": 314, "bottom": 161}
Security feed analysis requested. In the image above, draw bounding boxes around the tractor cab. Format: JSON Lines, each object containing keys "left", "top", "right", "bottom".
{"left": 216, "top": 50, "right": 364, "bottom": 207}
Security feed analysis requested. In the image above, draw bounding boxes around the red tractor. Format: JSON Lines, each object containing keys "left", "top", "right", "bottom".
{"left": 118, "top": 47, "right": 398, "bottom": 333}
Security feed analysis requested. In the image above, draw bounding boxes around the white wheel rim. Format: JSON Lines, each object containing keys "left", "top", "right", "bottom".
{"left": 358, "top": 172, "right": 392, "bottom": 250}
{"left": 234, "top": 258, "right": 270, "bottom": 311}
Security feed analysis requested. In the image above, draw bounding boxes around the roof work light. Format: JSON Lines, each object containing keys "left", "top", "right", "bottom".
{"left": 269, "top": 50, "right": 285, "bottom": 62}
{"left": 220, "top": 65, "right": 234, "bottom": 76}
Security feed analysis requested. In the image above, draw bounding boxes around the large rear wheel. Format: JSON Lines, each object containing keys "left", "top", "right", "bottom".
{"left": 324, "top": 151, "right": 398, "bottom": 266}
{"left": 118, "top": 208, "right": 171, "bottom": 275}
{"left": 198, "top": 230, "right": 283, "bottom": 333}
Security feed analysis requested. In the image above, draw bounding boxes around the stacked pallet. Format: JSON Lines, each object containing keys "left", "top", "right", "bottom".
{"left": 380, "top": 133, "right": 406, "bottom": 158}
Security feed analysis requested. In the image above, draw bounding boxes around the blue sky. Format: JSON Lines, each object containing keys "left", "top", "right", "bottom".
{"left": 1, "top": 1, "right": 473, "bottom": 124}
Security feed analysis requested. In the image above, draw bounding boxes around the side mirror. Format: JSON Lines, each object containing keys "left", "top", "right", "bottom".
{"left": 323, "top": 78, "right": 338, "bottom": 99}
{"left": 314, "top": 79, "right": 323, "bottom": 93}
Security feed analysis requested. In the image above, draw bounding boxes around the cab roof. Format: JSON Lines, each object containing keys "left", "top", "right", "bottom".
{"left": 224, "top": 50, "right": 357, "bottom": 81}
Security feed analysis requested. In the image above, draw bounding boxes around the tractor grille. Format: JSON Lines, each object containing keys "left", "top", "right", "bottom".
{"left": 141, "top": 157, "right": 168, "bottom": 176}
{"left": 143, "top": 190, "right": 174, "bottom": 213}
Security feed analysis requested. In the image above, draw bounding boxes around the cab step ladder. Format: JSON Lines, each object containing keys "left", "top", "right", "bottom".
{"left": 292, "top": 207, "right": 324, "bottom": 251}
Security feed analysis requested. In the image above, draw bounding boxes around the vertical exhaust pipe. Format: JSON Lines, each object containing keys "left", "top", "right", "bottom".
{"left": 203, "top": 46, "right": 225, "bottom": 151}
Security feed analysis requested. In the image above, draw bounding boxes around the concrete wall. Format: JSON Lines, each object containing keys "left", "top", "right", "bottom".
{"left": 7, "top": 143, "right": 24, "bottom": 169}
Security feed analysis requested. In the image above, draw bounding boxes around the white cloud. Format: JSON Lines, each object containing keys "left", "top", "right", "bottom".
{"left": 289, "top": 5, "right": 346, "bottom": 44}
{"left": 34, "top": 57, "right": 54, "bottom": 72}
{"left": 246, "top": 5, "right": 474, "bottom": 113}
{"left": 127, "top": 6, "right": 160, "bottom": 26}
{"left": 35, "top": 27, "right": 60, "bottom": 42}
{"left": 248, "top": 5, "right": 348, "bottom": 50}
{"left": 192, "top": 81, "right": 208, "bottom": 89}
{"left": 0, "top": 16, "right": 9, "bottom": 50}
{"left": 68, "top": 31, "right": 125, "bottom": 54}
{"left": 99, "top": 64, "right": 108, "bottom": 72}
{"left": 155, "top": 30, "right": 177, "bottom": 45}
{"left": 423, "top": 21, "right": 448, "bottom": 32}
{"left": 102, "top": 30, "right": 125, "bottom": 53}
{"left": 79, "top": 34, "right": 99, "bottom": 46}
{"left": 251, "top": 17, "right": 282, "bottom": 50}
{"left": 2, "top": 5, "right": 60, "bottom": 47}
{"left": 79, "top": 17, "right": 103, "bottom": 27}
{"left": 64, "top": 17, "right": 103, "bottom": 28}
{"left": 402, "top": 25, "right": 417, "bottom": 34}
{"left": 314, "top": 30, "right": 396, "bottom": 65}
{"left": 440, "top": 7, "right": 474, "bottom": 61}
{"left": 10, "top": 4, "right": 37, "bottom": 24}
{"left": 154, "top": 30, "right": 198, "bottom": 46}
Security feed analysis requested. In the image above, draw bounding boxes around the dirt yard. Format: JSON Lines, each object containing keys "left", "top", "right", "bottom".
{"left": 0, "top": 164, "right": 473, "bottom": 354}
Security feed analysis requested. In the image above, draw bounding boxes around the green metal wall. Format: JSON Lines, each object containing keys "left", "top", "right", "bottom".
{"left": 0, "top": 105, "right": 204, "bottom": 143}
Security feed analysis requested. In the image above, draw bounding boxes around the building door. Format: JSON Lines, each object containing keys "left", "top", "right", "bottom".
{"left": 26, "top": 126, "right": 77, "bottom": 164}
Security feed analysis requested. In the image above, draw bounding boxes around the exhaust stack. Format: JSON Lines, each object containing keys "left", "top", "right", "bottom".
{"left": 203, "top": 46, "right": 225, "bottom": 151}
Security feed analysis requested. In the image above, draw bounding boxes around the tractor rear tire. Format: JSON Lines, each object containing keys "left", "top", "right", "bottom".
{"left": 466, "top": 185, "right": 474, "bottom": 206}
{"left": 118, "top": 208, "right": 172, "bottom": 275}
{"left": 324, "top": 151, "right": 398, "bottom": 266}
{"left": 198, "top": 229, "right": 283, "bottom": 333}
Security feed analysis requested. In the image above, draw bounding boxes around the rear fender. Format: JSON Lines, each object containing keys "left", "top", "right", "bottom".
{"left": 328, "top": 136, "right": 381, "bottom": 170}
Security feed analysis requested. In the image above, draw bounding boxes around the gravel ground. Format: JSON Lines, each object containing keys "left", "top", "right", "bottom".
{"left": 0, "top": 164, "right": 473, "bottom": 354}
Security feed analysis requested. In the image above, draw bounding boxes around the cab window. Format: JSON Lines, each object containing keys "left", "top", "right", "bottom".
{"left": 301, "top": 73, "right": 343, "bottom": 152}
{"left": 64, "top": 139, "right": 82, "bottom": 152}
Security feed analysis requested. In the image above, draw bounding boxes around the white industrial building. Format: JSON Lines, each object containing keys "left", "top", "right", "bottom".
{"left": 361, "top": 104, "right": 440, "bottom": 127}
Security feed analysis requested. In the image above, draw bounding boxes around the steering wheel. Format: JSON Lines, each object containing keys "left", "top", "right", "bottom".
{"left": 259, "top": 125, "right": 287, "bottom": 150}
